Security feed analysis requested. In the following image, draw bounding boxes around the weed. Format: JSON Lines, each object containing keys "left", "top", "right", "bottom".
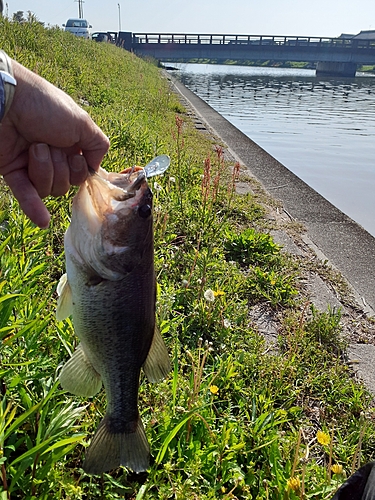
{"left": 0, "top": 17, "right": 373, "bottom": 499}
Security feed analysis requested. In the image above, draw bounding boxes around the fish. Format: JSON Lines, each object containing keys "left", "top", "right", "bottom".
{"left": 56, "top": 164, "right": 171, "bottom": 475}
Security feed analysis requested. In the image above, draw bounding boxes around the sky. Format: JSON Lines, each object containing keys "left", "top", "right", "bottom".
{"left": 3, "top": 0, "right": 375, "bottom": 38}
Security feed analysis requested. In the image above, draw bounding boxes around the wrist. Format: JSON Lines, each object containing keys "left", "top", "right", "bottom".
{"left": 0, "top": 50, "right": 17, "bottom": 122}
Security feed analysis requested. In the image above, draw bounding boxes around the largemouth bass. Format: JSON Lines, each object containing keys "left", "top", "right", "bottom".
{"left": 56, "top": 165, "right": 170, "bottom": 474}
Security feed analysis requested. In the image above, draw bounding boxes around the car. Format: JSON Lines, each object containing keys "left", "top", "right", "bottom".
{"left": 63, "top": 18, "right": 92, "bottom": 39}
{"left": 91, "top": 32, "right": 113, "bottom": 43}
{"left": 91, "top": 32, "right": 109, "bottom": 43}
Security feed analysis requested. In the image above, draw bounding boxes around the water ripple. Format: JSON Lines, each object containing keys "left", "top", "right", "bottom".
{"left": 172, "top": 63, "right": 375, "bottom": 236}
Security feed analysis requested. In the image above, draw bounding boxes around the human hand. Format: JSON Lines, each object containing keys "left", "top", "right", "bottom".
{"left": 0, "top": 60, "right": 110, "bottom": 228}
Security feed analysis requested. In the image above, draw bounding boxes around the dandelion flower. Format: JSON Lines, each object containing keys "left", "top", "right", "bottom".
{"left": 331, "top": 464, "right": 343, "bottom": 475}
{"left": 214, "top": 289, "right": 225, "bottom": 297}
{"left": 287, "top": 476, "right": 300, "bottom": 492}
{"left": 223, "top": 318, "right": 231, "bottom": 328}
{"left": 204, "top": 289, "right": 215, "bottom": 303}
{"left": 209, "top": 385, "right": 219, "bottom": 395}
{"left": 153, "top": 181, "right": 162, "bottom": 192}
{"left": 169, "top": 176, "right": 176, "bottom": 183}
{"left": 317, "top": 430, "right": 331, "bottom": 446}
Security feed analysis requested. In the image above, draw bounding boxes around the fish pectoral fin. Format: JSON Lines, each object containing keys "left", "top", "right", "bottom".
{"left": 56, "top": 273, "right": 73, "bottom": 321}
{"left": 83, "top": 416, "right": 150, "bottom": 474}
{"left": 143, "top": 326, "right": 171, "bottom": 383}
{"left": 59, "top": 344, "right": 102, "bottom": 397}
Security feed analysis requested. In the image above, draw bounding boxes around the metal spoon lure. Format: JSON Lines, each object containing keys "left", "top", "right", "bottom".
{"left": 143, "top": 155, "right": 171, "bottom": 178}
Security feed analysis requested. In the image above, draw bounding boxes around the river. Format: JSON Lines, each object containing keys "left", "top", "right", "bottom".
{"left": 169, "top": 64, "right": 375, "bottom": 237}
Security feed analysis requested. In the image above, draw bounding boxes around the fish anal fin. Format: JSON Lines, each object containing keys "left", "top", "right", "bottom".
{"left": 83, "top": 416, "right": 150, "bottom": 474}
{"left": 143, "top": 326, "right": 171, "bottom": 383}
{"left": 56, "top": 273, "right": 73, "bottom": 321}
{"left": 59, "top": 344, "right": 102, "bottom": 397}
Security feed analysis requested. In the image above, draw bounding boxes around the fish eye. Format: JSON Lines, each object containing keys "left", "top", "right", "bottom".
{"left": 138, "top": 204, "right": 152, "bottom": 219}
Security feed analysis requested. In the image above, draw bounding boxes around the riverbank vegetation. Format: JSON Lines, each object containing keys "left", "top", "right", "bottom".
{"left": 1, "top": 18, "right": 375, "bottom": 499}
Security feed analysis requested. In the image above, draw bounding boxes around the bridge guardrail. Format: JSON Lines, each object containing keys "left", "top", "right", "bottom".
{"left": 132, "top": 33, "right": 375, "bottom": 51}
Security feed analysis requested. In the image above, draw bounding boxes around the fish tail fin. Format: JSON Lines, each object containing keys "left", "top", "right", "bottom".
{"left": 143, "top": 326, "right": 171, "bottom": 383}
{"left": 59, "top": 344, "right": 102, "bottom": 397}
{"left": 83, "top": 416, "right": 150, "bottom": 475}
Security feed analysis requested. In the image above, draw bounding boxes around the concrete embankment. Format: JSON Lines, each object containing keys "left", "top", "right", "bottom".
{"left": 166, "top": 71, "right": 375, "bottom": 393}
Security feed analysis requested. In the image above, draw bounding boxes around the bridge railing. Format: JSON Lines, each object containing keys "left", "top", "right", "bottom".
{"left": 132, "top": 33, "right": 375, "bottom": 50}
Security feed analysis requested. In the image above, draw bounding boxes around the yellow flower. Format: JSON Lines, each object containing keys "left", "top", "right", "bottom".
{"left": 331, "top": 464, "right": 343, "bottom": 475}
{"left": 287, "top": 476, "right": 300, "bottom": 492}
{"left": 214, "top": 289, "right": 225, "bottom": 297}
{"left": 209, "top": 385, "right": 219, "bottom": 395}
{"left": 317, "top": 430, "right": 331, "bottom": 446}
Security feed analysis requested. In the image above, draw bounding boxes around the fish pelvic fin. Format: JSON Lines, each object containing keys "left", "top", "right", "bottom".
{"left": 83, "top": 416, "right": 150, "bottom": 474}
{"left": 59, "top": 344, "right": 102, "bottom": 397}
{"left": 143, "top": 326, "right": 171, "bottom": 383}
{"left": 56, "top": 273, "right": 73, "bottom": 321}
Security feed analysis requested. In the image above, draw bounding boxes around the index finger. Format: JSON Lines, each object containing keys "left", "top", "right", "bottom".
{"left": 78, "top": 122, "right": 110, "bottom": 171}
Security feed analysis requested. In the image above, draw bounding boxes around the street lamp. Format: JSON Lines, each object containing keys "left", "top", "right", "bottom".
{"left": 118, "top": 3, "right": 121, "bottom": 32}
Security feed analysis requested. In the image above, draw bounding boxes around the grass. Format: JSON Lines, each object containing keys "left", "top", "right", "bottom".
{"left": 0, "top": 18, "right": 375, "bottom": 499}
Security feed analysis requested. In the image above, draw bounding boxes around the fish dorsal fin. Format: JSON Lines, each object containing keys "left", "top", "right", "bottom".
{"left": 143, "top": 326, "right": 171, "bottom": 383}
{"left": 59, "top": 344, "right": 102, "bottom": 397}
{"left": 56, "top": 273, "right": 73, "bottom": 321}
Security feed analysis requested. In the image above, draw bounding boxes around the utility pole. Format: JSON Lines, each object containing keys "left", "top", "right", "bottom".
{"left": 118, "top": 3, "right": 121, "bottom": 32}
{"left": 76, "top": 0, "right": 84, "bottom": 18}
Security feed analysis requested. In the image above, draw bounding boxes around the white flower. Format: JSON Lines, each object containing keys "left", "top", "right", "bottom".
{"left": 223, "top": 318, "right": 231, "bottom": 329}
{"left": 204, "top": 289, "right": 215, "bottom": 303}
{"left": 181, "top": 279, "right": 188, "bottom": 288}
{"left": 169, "top": 176, "right": 176, "bottom": 183}
{"left": 153, "top": 181, "right": 162, "bottom": 192}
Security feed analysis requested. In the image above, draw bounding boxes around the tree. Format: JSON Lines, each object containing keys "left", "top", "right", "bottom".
{"left": 12, "top": 11, "right": 25, "bottom": 23}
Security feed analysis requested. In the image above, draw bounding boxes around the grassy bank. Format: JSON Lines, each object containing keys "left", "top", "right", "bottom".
{"left": 0, "top": 19, "right": 375, "bottom": 499}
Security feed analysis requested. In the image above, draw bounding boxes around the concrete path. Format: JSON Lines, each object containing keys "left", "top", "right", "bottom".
{"left": 166, "top": 72, "right": 375, "bottom": 394}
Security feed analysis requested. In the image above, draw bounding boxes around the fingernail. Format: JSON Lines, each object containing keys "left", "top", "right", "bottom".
{"left": 70, "top": 154, "right": 86, "bottom": 172}
{"left": 34, "top": 143, "right": 50, "bottom": 161}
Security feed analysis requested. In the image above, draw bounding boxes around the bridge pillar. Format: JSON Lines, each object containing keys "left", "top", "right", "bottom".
{"left": 316, "top": 61, "right": 357, "bottom": 77}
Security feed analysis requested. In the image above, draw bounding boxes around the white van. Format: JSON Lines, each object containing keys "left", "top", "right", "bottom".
{"left": 63, "top": 19, "right": 92, "bottom": 39}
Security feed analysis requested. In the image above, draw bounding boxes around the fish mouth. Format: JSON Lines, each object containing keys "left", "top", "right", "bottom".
{"left": 88, "top": 167, "right": 147, "bottom": 201}
{"left": 74, "top": 167, "right": 150, "bottom": 231}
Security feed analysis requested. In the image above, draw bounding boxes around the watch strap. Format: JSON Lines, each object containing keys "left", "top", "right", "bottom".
{"left": 0, "top": 50, "right": 16, "bottom": 122}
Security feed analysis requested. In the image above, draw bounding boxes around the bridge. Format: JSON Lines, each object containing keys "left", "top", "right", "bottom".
{"left": 118, "top": 32, "right": 375, "bottom": 77}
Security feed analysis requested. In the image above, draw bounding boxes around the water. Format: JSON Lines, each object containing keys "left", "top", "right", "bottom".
{"left": 170, "top": 64, "right": 375, "bottom": 236}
